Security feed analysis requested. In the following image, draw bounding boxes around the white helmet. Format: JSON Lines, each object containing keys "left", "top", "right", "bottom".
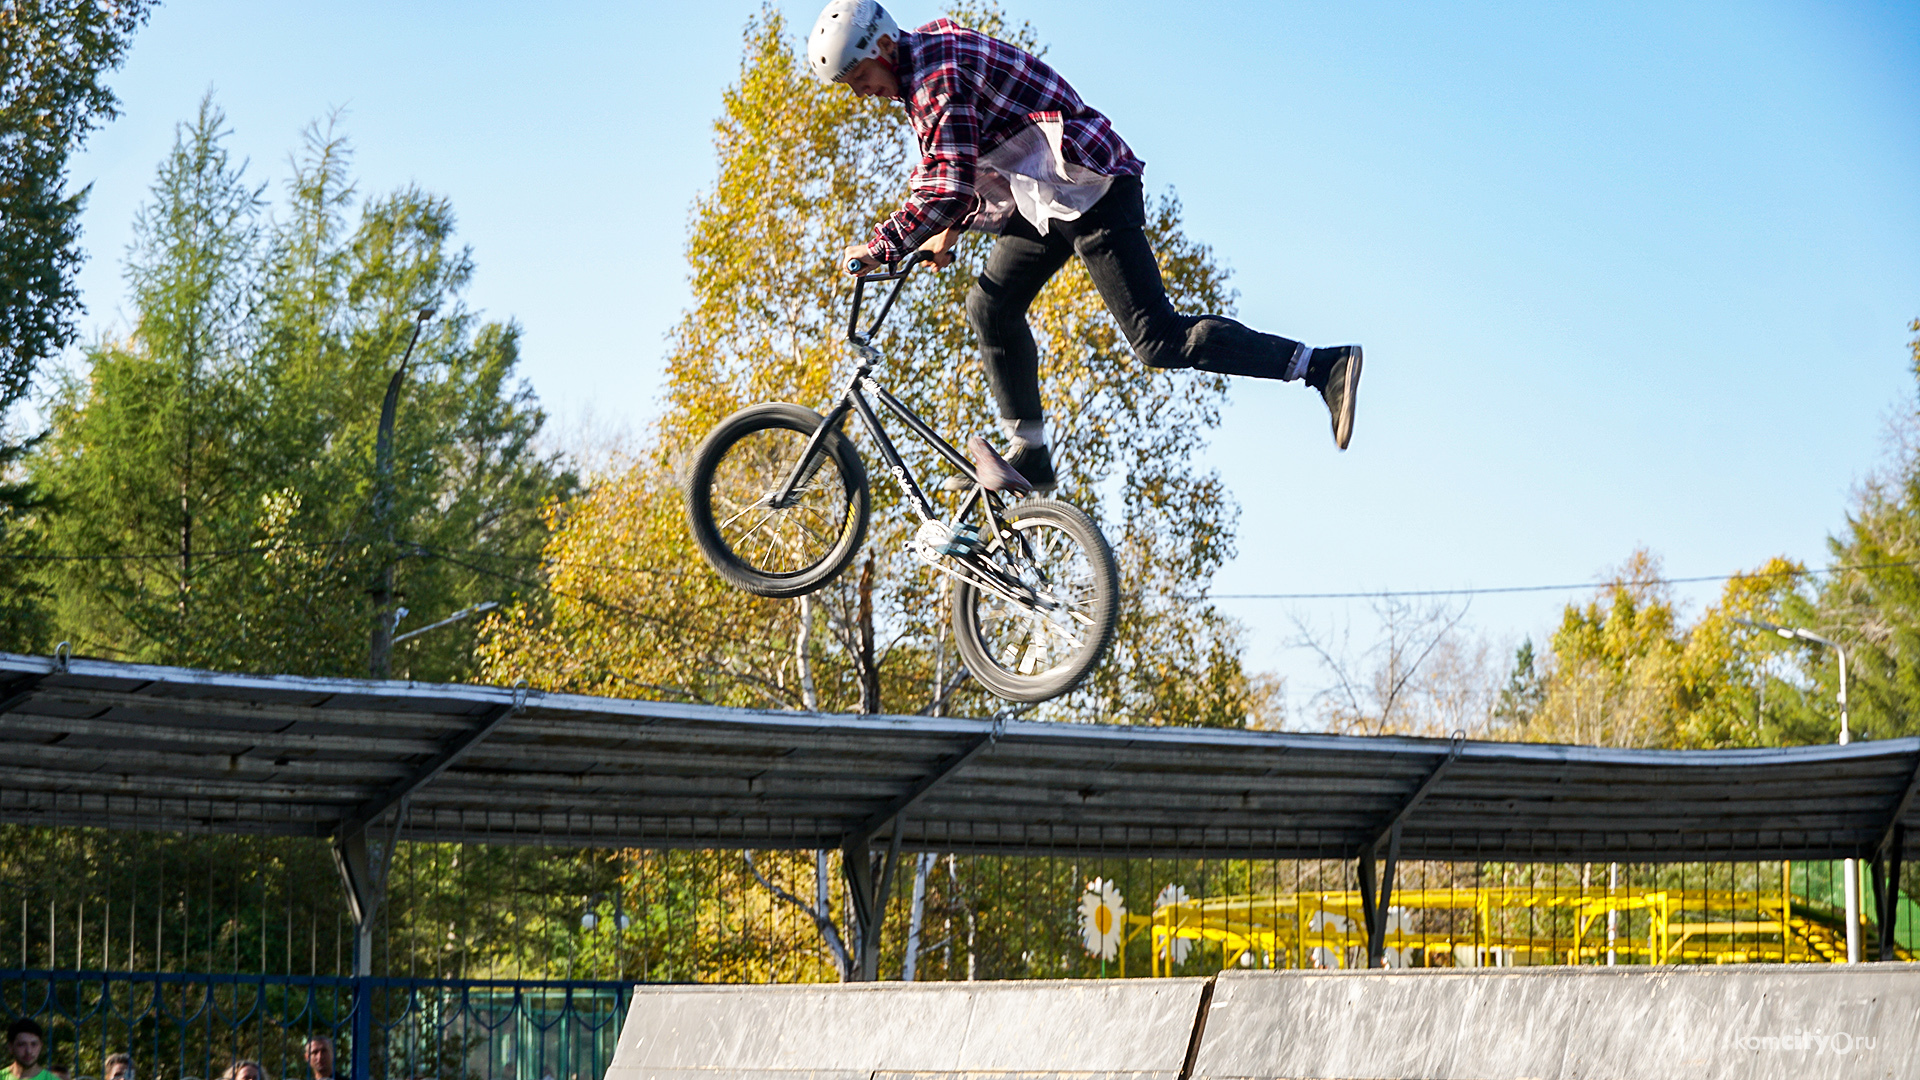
{"left": 808, "top": 0, "right": 900, "bottom": 84}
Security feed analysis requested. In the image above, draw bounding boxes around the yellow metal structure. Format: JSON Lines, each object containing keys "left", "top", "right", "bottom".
{"left": 1123, "top": 885, "right": 1897, "bottom": 976}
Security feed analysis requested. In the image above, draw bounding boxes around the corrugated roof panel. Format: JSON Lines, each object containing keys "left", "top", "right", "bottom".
{"left": 0, "top": 652, "right": 1913, "bottom": 863}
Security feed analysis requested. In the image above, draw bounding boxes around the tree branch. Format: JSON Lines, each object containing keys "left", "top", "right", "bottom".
{"left": 743, "top": 850, "right": 850, "bottom": 980}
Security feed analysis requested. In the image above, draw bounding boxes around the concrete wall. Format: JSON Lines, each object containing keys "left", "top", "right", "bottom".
{"left": 608, "top": 965, "right": 1920, "bottom": 1080}
{"left": 1196, "top": 966, "right": 1920, "bottom": 1080}
{"left": 605, "top": 978, "right": 1209, "bottom": 1080}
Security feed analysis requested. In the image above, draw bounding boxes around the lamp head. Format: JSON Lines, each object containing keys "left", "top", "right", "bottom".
{"left": 1733, "top": 617, "right": 1798, "bottom": 640}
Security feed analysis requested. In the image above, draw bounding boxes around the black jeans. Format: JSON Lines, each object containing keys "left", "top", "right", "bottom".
{"left": 964, "top": 174, "right": 1302, "bottom": 420}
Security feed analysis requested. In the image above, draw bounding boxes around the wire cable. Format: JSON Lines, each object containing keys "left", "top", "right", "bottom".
{"left": 8, "top": 538, "right": 1920, "bottom": 605}
{"left": 1207, "top": 558, "right": 1920, "bottom": 602}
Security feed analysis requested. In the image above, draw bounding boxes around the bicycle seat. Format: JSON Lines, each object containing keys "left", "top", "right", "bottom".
{"left": 964, "top": 435, "right": 1034, "bottom": 496}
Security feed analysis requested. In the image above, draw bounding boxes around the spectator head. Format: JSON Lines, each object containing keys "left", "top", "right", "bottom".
{"left": 222, "top": 1060, "right": 265, "bottom": 1080}
{"left": 104, "top": 1053, "right": 133, "bottom": 1080}
{"left": 302, "top": 1038, "right": 333, "bottom": 1080}
{"left": 7, "top": 1020, "right": 44, "bottom": 1071}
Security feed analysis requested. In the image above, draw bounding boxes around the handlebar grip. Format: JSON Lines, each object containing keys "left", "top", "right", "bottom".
{"left": 848, "top": 248, "right": 936, "bottom": 278}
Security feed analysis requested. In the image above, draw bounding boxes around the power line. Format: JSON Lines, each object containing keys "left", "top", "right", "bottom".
{"left": 1208, "top": 559, "right": 1920, "bottom": 602}
{"left": 8, "top": 540, "right": 1920, "bottom": 605}
{"left": 0, "top": 539, "right": 361, "bottom": 562}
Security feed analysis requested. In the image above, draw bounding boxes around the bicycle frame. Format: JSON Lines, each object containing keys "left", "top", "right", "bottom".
{"left": 762, "top": 255, "right": 1065, "bottom": 616}
{"left": 769, "top": 254, "right": 992, "bottom": 527}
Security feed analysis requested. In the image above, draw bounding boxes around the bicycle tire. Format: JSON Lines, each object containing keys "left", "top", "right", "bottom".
{"left": 685, "top": 402, "right": 870, "bottom": 598}
{"left": 951, "top": 498, "right": 1118, "bottom": 703}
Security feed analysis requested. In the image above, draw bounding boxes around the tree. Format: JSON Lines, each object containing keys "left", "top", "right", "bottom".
{"left": 1508, "top": 321, "right": 1920, "bottom": 750}
{"left": 1512, "top": 550, "right": 1819, "bottom": 749}
{"left": 0, "top": 0, "right": 156, "bottom": 647}
{"left": 1489, "top": 637, "right": 1545, "bottom": 736}
{"left": 32, "top": 100, "right": 572, "bottom": 678}
{"left": 1289, "top": 596, "right": 1478, "bottom": 736}
{"left": 34, "top": 98, "right": 262, "bottom": 661}
{"left": 1800, "top": 318, "right": 1920, "bottom": 741}
{"left": 480, "top": 3, "right": 1272, "bottom": 727}
{"left": 0, "top": 0, "right": 154, "bottom": 408}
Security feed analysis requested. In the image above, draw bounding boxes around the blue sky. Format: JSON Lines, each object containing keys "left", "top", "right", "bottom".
{"left": 63, "top": 1, "right": 1920, "bottom": 713}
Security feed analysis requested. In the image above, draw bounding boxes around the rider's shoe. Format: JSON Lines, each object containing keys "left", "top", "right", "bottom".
{"left": 1305, "top": 345, "right": 1362, "bottom": 451}
{"left": 941, "top": 442, "right": 1057, "bottom": 495}
{"left": 1006, "top": 443, "right": 1057, "bottom": 494}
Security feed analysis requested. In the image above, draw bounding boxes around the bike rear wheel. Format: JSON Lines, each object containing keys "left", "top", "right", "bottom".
{"left": 951, "top": 498, "right": 1118, "bottom": 703}
{"left": 684, "top": 402, "right": 870, "bottom": 598}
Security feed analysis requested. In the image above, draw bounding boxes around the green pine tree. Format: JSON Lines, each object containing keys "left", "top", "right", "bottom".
{"left": 33, "top": 99, "right": 574, "bottom": 679}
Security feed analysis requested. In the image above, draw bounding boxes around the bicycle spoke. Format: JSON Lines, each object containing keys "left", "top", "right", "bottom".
{"left": 707, "top": 425, "right": 855, "bottom": 577}
{"left": 714, "top": 494, "right": 770, "bottom": 531}
{"left": 966, "top": 514, "right": 1102, "bottom": 682}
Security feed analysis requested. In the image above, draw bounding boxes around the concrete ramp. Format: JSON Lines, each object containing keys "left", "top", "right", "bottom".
{"left": 606, "top": 978, "right": 1211, "bottom": 1080}
{"left": 609, "top": 966, "right": 1920, "bottom": 1080}
{"left": 1193, "top": 966, "right": 1920, "bottom": 1080}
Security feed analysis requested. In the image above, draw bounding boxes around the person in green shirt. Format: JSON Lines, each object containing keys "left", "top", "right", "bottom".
{"left": 6, "top": 1019, "right": 56, "bottom": 1080}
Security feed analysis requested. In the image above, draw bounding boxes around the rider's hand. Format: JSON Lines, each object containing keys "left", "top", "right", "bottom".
{"left": 843, "top": 244, "right": 883, "bottom": 275}
{"left": 917, "top": 226, "right": 961, "bottom": 270}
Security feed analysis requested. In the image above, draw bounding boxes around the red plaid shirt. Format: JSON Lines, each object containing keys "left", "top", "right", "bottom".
{"left": 867, "top": 20, "right": 1145, "bottom": 262}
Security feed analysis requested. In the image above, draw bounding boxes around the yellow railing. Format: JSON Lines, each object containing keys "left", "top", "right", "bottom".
{"left": 1121, "top": 884, "right": 1884, "bottom": 976}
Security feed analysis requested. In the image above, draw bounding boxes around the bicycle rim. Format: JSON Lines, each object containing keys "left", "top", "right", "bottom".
{"left": 705, "top": 424, "right": 859, "bottom": 585}
{"left": 952, "top": 501, "right": 1116, "bottom": 702}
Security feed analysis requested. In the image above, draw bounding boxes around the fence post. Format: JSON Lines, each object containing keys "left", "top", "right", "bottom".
{"left": 353, "top": 976, "right": 372, "bottom": 1080}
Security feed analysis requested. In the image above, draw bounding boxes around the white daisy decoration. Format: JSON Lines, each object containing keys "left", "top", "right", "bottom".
{"left": 1154, "top": 883, "right": 1194, "bottom": 966}
{"left": 1078, "top": 878, "right": 1126, "bottom": 959}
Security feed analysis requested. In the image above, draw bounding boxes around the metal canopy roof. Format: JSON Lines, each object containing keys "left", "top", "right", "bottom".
{"left": 0, "top": 651, "right": 1915, "bottom": 863}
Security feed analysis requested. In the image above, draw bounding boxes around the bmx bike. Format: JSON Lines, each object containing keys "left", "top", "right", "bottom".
{"left": 682, "top": 250, "right": 1119, "bottom": 704}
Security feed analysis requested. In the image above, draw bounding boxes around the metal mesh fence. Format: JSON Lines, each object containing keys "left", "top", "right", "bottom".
{"left": 2, "top": 827, "right": 1917, "bottom": 1080}
{"left": 2, "top": 828, "right": 1916, "bottom": 987}
{"left": 0, "top": 972, "right": 628, "bottom": 1080}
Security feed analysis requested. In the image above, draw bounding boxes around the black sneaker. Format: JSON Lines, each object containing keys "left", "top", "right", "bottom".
{"left": 1305, "top": 345, "right": 1362, "bottom": 450}
{"left": 1005, "top": 443, "right": 1057, "bottom": 494}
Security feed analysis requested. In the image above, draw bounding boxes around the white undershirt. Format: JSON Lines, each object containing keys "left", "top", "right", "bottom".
{"left": 971, "top": 115, "right": 1114, "bottom": 235}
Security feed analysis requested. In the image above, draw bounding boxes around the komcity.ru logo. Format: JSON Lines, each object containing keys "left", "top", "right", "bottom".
{"left": 1732, "top": 1030, "right": 1878, "bottom": 1055}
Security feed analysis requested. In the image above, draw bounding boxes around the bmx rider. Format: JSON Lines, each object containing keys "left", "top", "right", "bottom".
{"left": 813, "top": 0, "right": 1364, "bottom": 493}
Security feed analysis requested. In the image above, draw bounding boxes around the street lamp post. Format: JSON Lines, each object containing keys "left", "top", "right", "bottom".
{"left": 1738, "top": 618, "right": 1857, "bottom": 962}
{"left": 369, "top": 307, "right": 436, "bottom": 680}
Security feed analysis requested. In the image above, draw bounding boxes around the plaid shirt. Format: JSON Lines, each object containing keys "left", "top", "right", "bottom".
{"left": 867, "top": 20, "right": 1144, "bottom": 262}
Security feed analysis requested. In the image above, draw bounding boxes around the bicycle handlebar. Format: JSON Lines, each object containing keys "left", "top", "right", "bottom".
{"left": 847, "top": 248, "right": 936, "bottom": 279}
{"left": 845, "top": 248, "right": 937, "bottom": 344}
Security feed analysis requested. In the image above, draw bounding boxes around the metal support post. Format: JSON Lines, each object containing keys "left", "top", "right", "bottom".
{"left": 332, "top": 829, "right": 378, "bottom": 976}
{"left": 1876, "top": 824, "right": 1904, "bottom": 961}
{"left": 1355, "top": 853, "right": 1376, "bottom": 969}
{"left": 1356, "top": 735, "right": 1460, "bottom": 969}
{"left": 839, "top": 820, "right": 903, "bottom": 982}
{"left": 1845, "top": 856, "right": 1863, "bottom": 964}
{"left": 1357, "top": 823, "right": 1402, "bottom": 969}
{"left": 1874, "top": 754, "right": 1920, "bottom": 962}
{"left": 832, "top": 720, "right": 997, "bottom": 982}
{"left": 332, "top": 808, "right": 404, "bottom": 1079}
{"left": 331, "top": 830, "right": 376, "bottom": 1080}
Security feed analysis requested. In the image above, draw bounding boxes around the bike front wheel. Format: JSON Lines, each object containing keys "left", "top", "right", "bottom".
{"left": 951, "top": 499, "right": 1118, "bottom": 703}
{"left": 684, "top": 402, "right": 870, "bottom": 598}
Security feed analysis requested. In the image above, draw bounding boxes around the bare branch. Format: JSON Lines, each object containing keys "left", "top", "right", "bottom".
{"left": 743, "top": 850, "right": 850, "bottom": 980}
